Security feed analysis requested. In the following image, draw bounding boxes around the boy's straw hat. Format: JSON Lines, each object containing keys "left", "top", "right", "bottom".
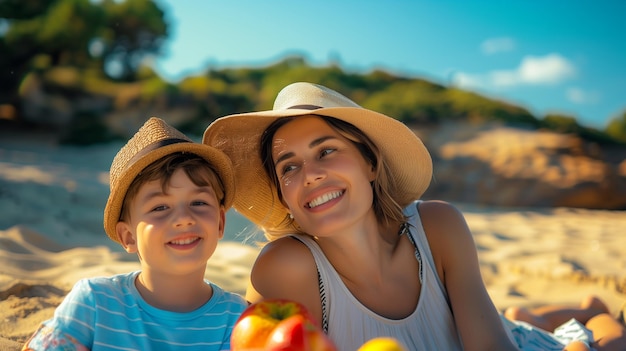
{"left": 203, "top": 82, "right": 432, "bottom": 233}
{"left": 104, "top": 117, "right": 235, "bottom": 243}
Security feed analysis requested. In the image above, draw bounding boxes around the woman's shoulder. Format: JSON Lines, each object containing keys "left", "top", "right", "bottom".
{"left": 254, "top": 236, "right": 318, "bottom": 276}
{"left": 251, "top": 237, "right": 318, "bottom": 294}
{"left": 417, "top": 199, "right": 459, "bottom": 212}
{"left": 417, "top": 200, "right": 474, "bottom": 259}
{"left": 248, "top": 236, "right": 323, "bottom": 319}
{"left": 417, "top": 200, "right": 467, "bottom": 229}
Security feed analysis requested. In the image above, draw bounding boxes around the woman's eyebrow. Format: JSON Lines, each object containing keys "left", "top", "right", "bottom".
{"left": 274, "top": 135, "right": 337, "bottom": 166}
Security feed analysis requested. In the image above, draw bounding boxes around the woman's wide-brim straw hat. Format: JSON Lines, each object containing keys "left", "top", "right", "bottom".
{"left": 104, "top": 117, "right": 235, "bottom": 243}
{"left": 203, "top": 82, "right": 432, "bottom": 232}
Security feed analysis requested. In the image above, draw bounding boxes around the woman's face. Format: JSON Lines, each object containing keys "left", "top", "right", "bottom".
{"left": 271, "top": 116, "right": 376, "bottom": 236}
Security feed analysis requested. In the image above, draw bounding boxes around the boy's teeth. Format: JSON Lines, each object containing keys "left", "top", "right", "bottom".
{"left": 308, "top": 191, "right": 343, "bottom": 208}
{"left": 170, "top": 237, "right": 198, "bottom": 245}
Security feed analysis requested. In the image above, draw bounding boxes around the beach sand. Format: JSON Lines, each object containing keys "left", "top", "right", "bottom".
{"left": 1, "top": 135, "right": 625, "bottom": 350}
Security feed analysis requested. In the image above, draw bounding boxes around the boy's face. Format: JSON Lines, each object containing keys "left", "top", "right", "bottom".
{"left": 116, "top": 168, "right": 225, "bottom": 277}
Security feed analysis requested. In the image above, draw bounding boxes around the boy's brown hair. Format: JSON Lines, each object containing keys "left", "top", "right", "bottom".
{"left": 119, "top": 152, "right": 227, "bottom": 224}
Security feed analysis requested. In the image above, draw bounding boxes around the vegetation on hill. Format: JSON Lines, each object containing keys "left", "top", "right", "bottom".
{"left": 1, "top": 0, "right": 625, "bottom": 146}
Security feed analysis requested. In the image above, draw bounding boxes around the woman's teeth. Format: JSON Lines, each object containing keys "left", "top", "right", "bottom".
{"left": 308, "top": 191, "right": 343, "bottom": 208}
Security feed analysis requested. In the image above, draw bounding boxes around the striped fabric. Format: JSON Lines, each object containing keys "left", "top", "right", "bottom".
{"left": 502, "top": 316, "right": 594, "bottom": 351}
{"left": 24, "top": 271, "right": 247, "bottom": 350}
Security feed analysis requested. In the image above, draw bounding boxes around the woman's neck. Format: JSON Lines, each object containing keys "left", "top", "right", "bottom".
{"left": 316, "top": 215, "right": 405, "bottom": 277}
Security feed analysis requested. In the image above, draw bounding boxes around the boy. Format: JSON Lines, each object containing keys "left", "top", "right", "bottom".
{"left": 23, "top": 117, "right": 247, "bottom": 350}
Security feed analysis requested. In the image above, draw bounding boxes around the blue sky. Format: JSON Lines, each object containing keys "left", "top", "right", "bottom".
{"left": 153, "top": 0, "right": 625, "bottom": 129}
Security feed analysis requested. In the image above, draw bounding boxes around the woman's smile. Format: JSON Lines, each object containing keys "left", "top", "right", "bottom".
{"left": 306, "top": 190, "right": 345, "bottom": 209}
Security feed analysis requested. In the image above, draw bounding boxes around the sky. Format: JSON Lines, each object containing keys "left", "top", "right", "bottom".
{"left": 152, "top": 0, "right": 626, "bottom": 129}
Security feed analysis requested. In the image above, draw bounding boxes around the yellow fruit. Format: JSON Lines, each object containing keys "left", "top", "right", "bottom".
{"left": 357, "top": 337, "right": 407, "bottom": 351}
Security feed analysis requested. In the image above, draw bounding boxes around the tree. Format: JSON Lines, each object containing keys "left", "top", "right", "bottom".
{"left": 0, "top": 0, "right": 169, "bottom": 122}
{"left": 542, "top": 113, "right": 581, "bottom": 134}
{"left": 1, "top": 0, "right": 105, "bottom": 68}
{"left": 606, "top": 109, "right": 626, "bottom": 143}
{"left": 99, "top": 0, "right": 168, "bottom": 81}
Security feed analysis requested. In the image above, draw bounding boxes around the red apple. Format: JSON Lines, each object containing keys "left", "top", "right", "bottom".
{"left": 264, "top": 314, "right": 336, "bottom": 351}
{"left": 306, "top": 327, "right": 337, "bottom": 351}
{"left": 265, "top": 315, "right": 307, "bottom": 350}
{"left": 231, "top": 298, "right": 336, "bottom": 351}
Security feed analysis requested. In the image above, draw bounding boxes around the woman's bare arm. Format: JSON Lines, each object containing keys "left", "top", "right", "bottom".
{"left": 246, "top": 236, "right": 324, "bottom": 324}
{"left": 420, "top": 200, "right": 519, "bottom": 351}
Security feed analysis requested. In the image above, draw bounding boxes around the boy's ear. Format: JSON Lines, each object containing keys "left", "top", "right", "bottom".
{"left": 116, "top": 221, "right": 137, "bottom": 253}
{"left": 218, "top": 207, "right": 226, "bottom": 240}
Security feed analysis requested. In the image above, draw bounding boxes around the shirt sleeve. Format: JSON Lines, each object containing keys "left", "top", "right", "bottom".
{"left": 21, "top": 324, "right": 89, "bottom": 351}
{"left": 23, "top": 279, "right": 96, "bottom": 350}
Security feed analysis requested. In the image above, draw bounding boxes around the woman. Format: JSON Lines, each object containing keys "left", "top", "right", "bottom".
{"left": 203, "top": 82, "right": 624, "bottom": 351}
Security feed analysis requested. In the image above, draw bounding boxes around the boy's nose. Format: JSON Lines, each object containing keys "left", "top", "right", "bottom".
{"left": 174, "top": 207, "right": 195, "bottom": 227}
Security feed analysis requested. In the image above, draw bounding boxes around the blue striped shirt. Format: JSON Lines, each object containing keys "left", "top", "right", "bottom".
{"left": 26, "top": 271, "right": 247, "bottom": 350}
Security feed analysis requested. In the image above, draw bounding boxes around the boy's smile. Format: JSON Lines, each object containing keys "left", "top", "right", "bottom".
{"left": 167, "top": 235, "right": 203, "bottom": 251}
{"left": 118, "top": 168, "right": 225, "bottom": 276}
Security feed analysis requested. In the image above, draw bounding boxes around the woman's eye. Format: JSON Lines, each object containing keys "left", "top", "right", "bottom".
{"left": 320, "top": 148, "right": 335, "bottom": 157}
{"left": 281, "top": 164, "right": 297, "bottom": 175}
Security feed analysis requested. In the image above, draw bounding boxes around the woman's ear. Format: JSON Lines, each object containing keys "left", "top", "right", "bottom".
{"left": 368, "top": 164, "right": 376, "bottom": 182}
{"left": 116, "top": 221, "right": 137, "bottom": 253}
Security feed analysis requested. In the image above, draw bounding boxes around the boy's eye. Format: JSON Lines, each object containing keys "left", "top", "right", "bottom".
{"left": 191, "top": 200, "right": 209, "bottom": 206}
{"left": 151, "top": 205, "right": 168, "bottom": 212}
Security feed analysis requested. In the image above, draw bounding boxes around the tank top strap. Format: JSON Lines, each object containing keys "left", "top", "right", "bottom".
{"left": 290, "top": 235, "right": 330, "bottom": 333}
{"left": 404, "top": 200, "right": 448, "bottom": 298}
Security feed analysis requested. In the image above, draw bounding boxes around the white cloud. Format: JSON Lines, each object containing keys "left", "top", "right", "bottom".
{"left": 481, "top": 37, "right": 515, "bottom": 55}
{"left": 566, "top": 87, "right": 600, "bottom": 104}
{"left": 452, "top": 72, "right": 485, "bottom": 88}
{"left": 452, "top": 53, "right": 576, "bottom": 89}
{"left": 518, "top": 54, "right": 576, "bottom": 84}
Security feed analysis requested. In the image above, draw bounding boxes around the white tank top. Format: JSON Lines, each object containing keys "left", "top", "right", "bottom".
{"left": 291, "top": 201, "right": 463, "bottom": 351}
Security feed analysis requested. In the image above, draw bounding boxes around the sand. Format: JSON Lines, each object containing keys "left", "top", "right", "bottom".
{"left": 1, "top": 134, "right": 625, "bottom": 350}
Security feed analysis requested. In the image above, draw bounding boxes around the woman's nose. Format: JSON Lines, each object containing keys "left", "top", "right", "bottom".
{"left": 303, "top": 161, "right": 326, "bottom": 186}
